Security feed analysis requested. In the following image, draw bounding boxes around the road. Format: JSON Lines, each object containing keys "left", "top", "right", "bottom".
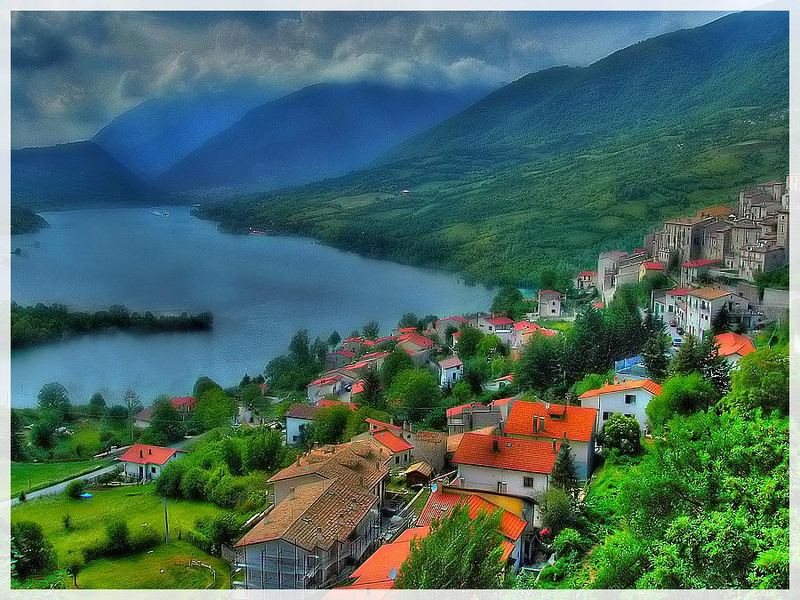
{"left": 8, "top": 433, "right": 205, "bottom": 507}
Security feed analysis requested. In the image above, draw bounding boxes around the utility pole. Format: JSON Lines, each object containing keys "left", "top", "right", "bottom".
{"left": 163, "top": 496, "right": 170, "bottom": 543}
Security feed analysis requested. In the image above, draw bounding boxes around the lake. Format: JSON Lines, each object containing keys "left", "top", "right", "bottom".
{"left": 11, "top": 207, "right": 494, "bottom": 408}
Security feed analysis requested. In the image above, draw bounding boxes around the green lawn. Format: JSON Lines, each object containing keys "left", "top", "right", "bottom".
{"left": 11, "top": 459, "right": 113, "bottom": 497}
{"left": 11, "top": 483, "right": 226, "bottom": 564}
{"left": 74, "top": 541, "right": 230, "bottom": 589}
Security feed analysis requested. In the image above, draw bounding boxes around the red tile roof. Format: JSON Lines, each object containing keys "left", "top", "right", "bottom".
{"left": 578, "top": 270, "right": 597, "bottom": 277}
{"left": 591, "top": 301, "right": 604, "bottom": 309}
{"left": 397, "top": 332, "right": 435, "bottom": 350}
{"left": 452, "top": 330, "right": 462, "bottom": 338}
{"left": 118, "top": 444, "right": 179, "bottom": 466}
{"left": 365, "top": 417, "right": 403, "bottom": 432}
{"left": 361, "top": 350, "right": 391, "bottom": 362}
{"left": 170, "top": 396, "right": 196, "bottom": 410}
{"left": 398, "top": 327, "right": 417, "bottom": 333}
{"left": 344, "top": 336, "right": 364, "bottom": 343}
{"left": 490, "top": 396, "right": 514, "bottom": 407}
{"left": 483, "top": 316, "right": 514, "bottom": 326}
{"left": 351, "top": 380, "right": 365, "bottom": 395}
{"left": 666, "top": 287, "right": 691, "bottom": 296}
{"left": 437, "top": 316, "right": 469, "bottom": 325}
{"left": 335, "top": 349, "right": 355, "bottom": 358}
{"left": 504, "top": 401, "right": 597, "bottom": 442}
{"left": 578, "top": 379, "right": 663, "bottom": 400}
{"left": 642, "top": 262, "right": 665, "bottom": 270}
{"left": 438, "top": 356, "right": 463, "bottom": 369}
{"left": 494, "top": 374, "right": 514, "bottom": 383}
{"left": 452, "top": 433, "right": 560, "bottom": 474}
{"left": 344, "top": 526, "right": 430, "bottom": 589}
{"left": 373, "top": 430, "right": 413, "bottom": 453}
{"left": 682, "top": 258, "right": 721, "bottom": 269}
{"left": 538, "top": 290, "right": 561, "bottom": 297}
{"left": 417, "top": 490, "right": 526, "bottom": 541}
{"left": 714, "top": 332, "right": 756, "bottom": 358}
{"left": 308, "top": 373, "right": 343, "bottom": 387}
{"left": 446, "top": 402, "right": 481, "bottom": 418}
{"left": 318, "top": 399, "right": 358, "bottom": 412}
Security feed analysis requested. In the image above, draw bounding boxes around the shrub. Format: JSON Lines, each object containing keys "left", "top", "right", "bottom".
{"left": 602, "top": 414, "right": 641, "bottom": 455}
{"left": 540, "top": 487, "right": 574, "bottom": 533}
{"left": 65, "top": 555, "right": 84, "bottom": 587}
{"left": 11, "top": 521, "right": 56, "bottom": 579}
{"left": 62, "top": 514, "right": 73, "bottom": 531}
{"left": 65, "top": 479, "right": 87, "bottom": 499}
{"left": 105, "top": 520, "right": 131, "bottom": 556}
{"left": 155, "top": 460, "right": 186, "bottom": 497}
{"left": 130, "top": 524, "right": 161, "bottom": 553}
{"left": 18, "top": 491, "right": 26, "bottom": 502}
{"left": 553, "top": 527, "right": 589, "bottom": 558}
{"left": 179, "top": 467, "right": 210, "bottom": 500}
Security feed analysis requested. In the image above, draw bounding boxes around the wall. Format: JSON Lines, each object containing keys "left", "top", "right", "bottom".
{"left": 456, "top": 463, "right": 548, "bottom": 499}
{"left": 580, "top": 390, "right": 654, "bottom": 434}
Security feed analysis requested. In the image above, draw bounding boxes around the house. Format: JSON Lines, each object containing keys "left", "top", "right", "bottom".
{"left": 285, "top": 404, "right": 318, "bottom": 446}
{"left": 416, "top": 487, "right": 528, "bottom": 568}
{"left": 574, "top": 270, "right": 597, "bottom": 291}
{"left": 133, "top": 396, "right": 197, "bottom": 428}
{"left": 483, "top": 373, "right": 514, "bottom": 392}
{"left": 341, "top": 336, "right": 365, "bottom": 354}
{"left": 306, "top": 372, "right": 356, "bottom": 404}
{"left": 267, "top": 439, "right": 390, "bottom": 505}
{"left": 446, "top": 402, "right": 503, "bottom": 436}
{"left": 366, "top": 429, "right": 414, "bottom": 468}
{"left": 597, "top": 250, "right": 629, "bottom": 297}
{"left": 428, "top": 315, "right": 469, "bottom": 345}
{"left": 437, "top": 356, "right": 463, "bottom": 387}
{"left": 118, "top": 444, "right": 182, "bottom": 481}
{"left": 681, "top": 258, "right": 721, "bottom": 287}
{"left": 714, "top": 332, "right": 756, "bottom": 366}
{"left": 503, "top": 401, "right": 597, "bottom": 480}
{"left": 341, "top": 526, "right": 429, "bottom": 589}
{"left": 578, "top": 379, "right": 662, "bottom": 436}
{"left": 402, "top": 461, "right": 433, "bottom": 487}
{"left": 685, "top": 287, "right": 751, "bottom": 339}
{"left": 509, "top": 321, "right": 557, "bottom": 358}
{"left": 738, "top": 244, "right": 787, "bottom": 282}
{"left": 662, "top": 287, "right": 690, "bottom": 328}
{"left": 411, "top": 430, "right": 447, "bottom": 474}
{"left": 488, "top": 396, "right": 518, "bottom": 421}
{"left": 395, "top": 332, "right": 435, "bottom": 365}
{"left": 451, "top": 432, "right": 559, "bottom": 499}
{"left": 536, "top": 290, "right": 562, "bottom": 319}
{"left": 639, "top": 261, "right": 666, "bottom": 282}
{"left": 446, "top": 425, "right": 497, "bottom": 463}
{"left": 326, "top": 348, "right": 355, "bottom": 369}
{"left": 364, "top": 417, "right": 415, "bottom": 445}
{"left": 476, "top": 315, "right": 515, "bottom": 344}
{"left": 234, "top": 479, "right": 381, "bottom": 589}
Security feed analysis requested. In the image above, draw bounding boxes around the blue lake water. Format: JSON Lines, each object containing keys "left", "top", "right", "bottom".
{"left": 11, "top": 207, "right": 494, "bottom": 407}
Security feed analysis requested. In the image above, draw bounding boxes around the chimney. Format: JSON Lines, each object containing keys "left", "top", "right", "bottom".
{"left": 545, "top": 402, "right": 550, "bottom": 410}
{"left": 539, "top": 416, "right": 545, "bottom": 431}
{"left": 403, "top": 420, "right": 410, "bottom": 432}
{"left": 139, "top": 449, "right": 143, "bottom": 458}
{"left": 552, "top": 439, "right": 557, "bottom": 453}
{"left": 532, "top": 416, "right": 538, "bottom": 433}
{"left": 492, "top": 439, "right": 499, "bottom": 453}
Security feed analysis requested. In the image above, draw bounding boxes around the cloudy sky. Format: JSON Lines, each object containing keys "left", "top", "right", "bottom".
{"left": 12, "top": 11, "right": 725, "bottom": 148}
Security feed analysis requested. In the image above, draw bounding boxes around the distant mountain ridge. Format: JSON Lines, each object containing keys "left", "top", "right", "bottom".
{"left": 199, "top": 11, "right": 789, "bottom": 286}
{"left": 155, "top": 82, "right": 492, "bottom": 194}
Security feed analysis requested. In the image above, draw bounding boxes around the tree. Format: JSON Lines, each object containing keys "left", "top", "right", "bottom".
{"left": 540, "top": 487, "right": 574, "bottom": 533}
{"left": 37, "top": 382, "right": 71, "bottom": 421}
{"left": 243, "top": 428, "right": 287, "bottom": 472}
{"left": 145, "top": 398, "right": 185, "bottom": 445}
{"left": 65, "top": 555, "right": 84, "bottom": 588}
{"left": 398, "top": 312, "right": 421, "bottom": 330}
{"left": 455, "top": 325, "right": 484, "bottom": 359}
{"left": 491, "top": 286, "right": 527, "bottom": 320}
{"left": 362, "top": 320, "right": 380, "bottom": 339}
{"left": 155, "top": 459, "right": 186, "bottom": 497}
{"left": 105, "top": 520, "right": 131, "bottom": 555}
{"left": 563, "top": 307, "right": 608, "bottom": 382}
{"left": 710, "top": 305, "right": 731, "bottom": 335}
{"left": 11, "top": 409, "right": 25, "bottom": 461}
{"left": 395, "top": 503, "right": 506, "bottom": 589}
{"left": 602, "top": 414, "right": 641, "bottom": 455}
{"left": 312, "top": 404, "right": 351, "bottom": 444}
{"left": 723, "top": 348, "right": 789, "bottom": 415}
{"left": 641, "top": 329, "right": 670, "bottom": 382}
{"left": 193, "top": 388, "right": 237, "bottom": 431}
{"left": 572, "top": 371, "right": 612, "bottom": 398}
{"left": 11, "top": 521, "right": 56, "bottom": 579}
{"left": 221, "top": 436, "right": 244, "bottom": 476}
{"left": 516, "top": 334, "right": 563, "bottom": 392}
{"left": 550, "top": 442, "right": 579, "bottom": 496}
{"left": 88, "top": 392, "right": 107, "bottom": 417}
{"left": 476, "top": 334, "right": 504, "bottom": 358}
{"left": 327, "top": 330, "right": 341, "bottom": 349}
{"left": 193, "top": 376, "right": 222, "bottom": 399}
{"left": 463, "top": 357, "right": 490, "bottom": 394}
{"left": 387, "top": 369, "right": 442, "bottom": 422}
{"left": 356, "top": 368, "right": 384, "bottom": 409}
{"left": 604, "top": 285, "right": 647, "bottom": 360}
{"left": 379, "top": 348, "right": 414, "bottom": 390}
{"left": 646, "top": 373, "right": 718, "bottom": 431}
{"left": 122, "top": 388, "right": 143, "bottom": 414}
{"left": 669, "top": 334, "right": 730, "bottom": 394}
{"left": 66, "top": 479, "right": 87, "bottom": 499}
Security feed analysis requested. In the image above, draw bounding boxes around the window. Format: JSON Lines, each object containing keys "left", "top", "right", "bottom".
{"left": 292, "top": 435, "right": 298, "bottom": 442}
{"left": 151, "top": 466, "right": 156, "bottom": 474}
{"left": 395, "top": 456, "right": 399, "bottom": 464}
{"left": 523, "top": 477, "right": 535, "bottom": 488}
{"left": 624, "top": 413, "right": 633, "bottom": 419}
{"left": 602, "top": 411, "right": 611, "bottom": 421}
{"left": 497, "top": 482, "right": 507, "bottom": 493}
{"left": 624, "top": 394, "right": 636, "bottom": 405}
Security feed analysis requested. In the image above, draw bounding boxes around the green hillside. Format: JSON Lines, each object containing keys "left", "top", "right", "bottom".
{"left": 199, "top": 12, "right": 788, "bottom": 286}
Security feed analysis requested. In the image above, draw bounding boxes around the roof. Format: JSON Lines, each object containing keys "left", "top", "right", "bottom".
{"left": 642, "top": 262, "right": 665, "bottom": 270}
{"left": 538, "top": 289, "right": 561, "bottom": 297}
{"left": 335, "top": 349, "right": 355, "bottom": 358}
{"left": 398, "top": 327, "right": 417, "bottom": 333}
{"left": 402, "top": 461, "right": 433, "bottom": 478}
{"left": 514, "top": 321, "right": 557, "bottom": 338}
{"left": 437, "top": 316, "right": 469, "bottom": 325}
{"left": 715, "top": 332, "right": 756, "bottom": 358}
{"left": 318, "top": 399, "right": 358, "bottom": 412}
{"left": 682, "top": 258, "right": 721, "bottom": 269}
{"left": 452, "top": 330, "right": 462, "bottom": 338}
{"left": 308, "top": 373, "right": 343, "bottom": 387}
{"left": 373, "top": 430, "right": 413, "bottom": 453}
{"left": 490, "top": 396, "right": 515, "bottom": 407}
{"left": 446, "top": 425, "right": 496, "bottom": 454}
{"left": 360, "top": 351, "right": 391, "bottom": 362}
{"left": 578, "top": 379, "right": 663, "bottom": 399}
{"left": 483, "top": 316, "right": 514, "bottom": 326}
{"left": 350, "top": 380, "right": 365, "bottom": 395}
{"left": 415, "top": 430, "right": 446, "bottom": 444}
{"left": 578, "top": 270, "right": 597, "bottom": 277}
{"left": 397, "top": 332, "right": 435, "bottom": 350}
{"left": 452, "top": 433, "right": 560, "bottom": 474}
{"left": 344, "top": 527, "right": 430, "bottom": 589}
{"left": 285, "top": 404, "right": 318, "bottom": 420}
{"left": 504, "top": 401, "right": 598, "bottom": 442}
{"left": 417, "top": 490, "right": 526, "bottom": 541}
{"left": 666, "top": 287, "right": 691, "bottom": 297}
{"left": 591, "top": 301, "right": 604, "bottom": 309}
{"left": 170, "top": 396, "right": 196, "bottom": 410}
{"left": 133, "top": 406, "right": 154, "bottom": 423}
{"left": 365, "top": 417, "right": 403, "bottom": 432}
{"left": 446, "top": 402, "right": 482, "bottom": 418}
{"left": 235, "top": 479, "right": 377, "bottom": 551}
{"left": 438, "top": 356, "right": 463, "bottom": 369}
{"left": 687, "top": 287, "right": 732, "bottom": 301}
{"left": 343, "top": 336, "right": 364, "bottom": 343}
{"left": 118, "top": 444, "right": 179, "bottom": 466}
{"left": 494, "top": 374, "right": 514, "bottom": 383}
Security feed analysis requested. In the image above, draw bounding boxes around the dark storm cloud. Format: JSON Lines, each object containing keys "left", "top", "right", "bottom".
{"left": 11, "top": 10, "right": 725, "bottom": 148}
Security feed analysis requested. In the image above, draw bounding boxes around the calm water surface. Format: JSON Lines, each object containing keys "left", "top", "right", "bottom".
{"left": 11, "top": 207, "right": 493, "bottom": 407}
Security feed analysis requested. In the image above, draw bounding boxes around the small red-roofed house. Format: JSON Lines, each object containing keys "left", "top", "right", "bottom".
{"left": 396, "top": 332, "right": 435, "bottom": 365}
{"left": 681, "top": 258, "right": 721, "bottom": 287}
{"left": 428, "top": 315, "right": 469, "bottom": 344}
{"left": 504, "top": 400, "right": 598, "bottom": 479}
{"left": 579, "top": 379, "right": 662, "bottom": 437}
{"left": 306, "top": 371, "right": 356, "bottom": 404}
{"left": 341, "top": 526, "right": 430, "bottom": 589}
{"left": 437, "top": 355, "right": 463, "bottom": 387}
{"left": 118, "top": 444, "right": 182, "bottom": 481}
{"left": 371, "top": 430, "right": 414, "bottom": 467}
{"left": 574, "top": 270, "right": 597, "bottom": 290}
{"left": 639, "top": 261, "right": 666, "bottom": 281}
{"left": 714, "top": 332, "right": 756, "bottom": 366}
{"left": 477, "top": 315, "right": 515, "bottom": 344}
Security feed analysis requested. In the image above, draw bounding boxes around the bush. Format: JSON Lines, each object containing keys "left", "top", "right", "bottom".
{"left": 130, "top": 524, "right": 161, "bottom": 553}
{"left": 155, "top": 460, "right": 187, "bottom": 498}
{"left": 18, "top": 491, "right": 26, "bottom": 502}
{"left": 540, "top": 487, "right": 574, "bottom": 533}
{"left": 62, "top": 514, "right": 72, "bottom": 531}
{"left": 11, "top": 521, "right": 56, "bottom": 579}
{"left": 179, "top": 467, "right": 210, "bottom": 500}
{"left": 553, "top": 527, "right": 589, "bottom": 558}
{"left": 602, "top": 414, "right": 641, "bottom": 455}
{"left": 65, "top": 479, "right": 87, "bottom": 499}
{"left": 105, "top": 520, "right": 131, "bottom": 556}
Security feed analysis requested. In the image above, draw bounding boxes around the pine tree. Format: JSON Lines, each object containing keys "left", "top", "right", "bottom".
{"left": 710, "top": 305, "right": 731, "bottom": 335}
{"left": 550, "top": 441, "right": 579, "bottom": 497}
{"left": 358, "top": 368, "right": 384, "bottom": 409}
{"left": 641, "top": 330, "right": 670, "bottom": 382}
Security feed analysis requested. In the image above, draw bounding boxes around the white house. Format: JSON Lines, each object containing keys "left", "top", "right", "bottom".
{"left": 306, "top": 372, "right": 355, "bottom": 404}
{"left": 685, "top": 287, "right": 751, "bottom": 339}
{"left": 537, "top": 290, "right": 563, "bottom": 319}
{"left": 578, "top": 379, "right": 663, "bottom": 435}
{"left": 438, "top": 356, "right": 464, "bottom": 387}
{"left": 284, "top": 404, "right": 318, "bottom": 446}
{"left": 476, "top": 315, "right": 515, "bottom": 344}
{"left": 118, "top": 444, "right": 182, "bottom": 481}
{"left": 503, "top": 401, "right": 597, "bottom": 480}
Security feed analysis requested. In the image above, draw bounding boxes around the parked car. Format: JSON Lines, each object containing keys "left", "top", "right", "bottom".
{"left": 673, "top": 337, "right": 683, "bottom": 347}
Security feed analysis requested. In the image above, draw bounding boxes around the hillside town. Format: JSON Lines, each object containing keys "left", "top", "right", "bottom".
{"left": 10, "top": 178, "right": 790, "bottom": 590}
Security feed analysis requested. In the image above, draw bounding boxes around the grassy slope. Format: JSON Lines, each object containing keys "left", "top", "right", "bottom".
{"left": 11, "top": 459, "right": 112, "bottom": 497}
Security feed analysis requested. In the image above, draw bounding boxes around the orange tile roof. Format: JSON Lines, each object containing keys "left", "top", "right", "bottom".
{"left": 490, "top": 396, "right": 514, "bottom": 407}
{"left": 452, "top": 433, "right": 559, "bottom": 474}
{"left": 682, "top": 258, "right": 721, "bottom": 268}
{"left": 170, "top": 396, "right": 196, "bottom": 410}
{"left": 714, "top": 332, "right": 756, "bottom": 358}
{"left": 687, "top": 287, "right": 733, "bottom": 301}
{"left": 350, "top": 380, "right": 365, "bottom": 395}
{"left": 118, "top": 444, "right": 179, "bottom": 466}
{"left": 343, "top": 526, "right": 430, "bottom": 589}
{"left": 308, "top": 373, "right": 343, "bottom": 387}
{"left": 365, "top": 417, "right": 403, "bottom": 432}
{"left": 438, "top": 356, "right": 463, "bottom": 369}
{"left": 417, "top": 490, "right": 526, "bottom": 540}
{"left": 318, "top": 399, "right": 357, "bottom": 411}
{"left": 446, "top": 425, "right": 496, "bottom": 454}
{"left": 504, "top": 401, "right": 598, "bottom": 442}
{"left": 578, "top": 379, "right": 663, "bottom": 400}
{"left": 397, "top": 332, "right": 435, "bottom": 350}
{"left": 373, "top": 430, "right": 413, "bottom": 453}
{"left": 446, "top": 402, "right": 481, "bottom": 418}
{"left": 484, "top": 316, "right": 514, "bottom": 326}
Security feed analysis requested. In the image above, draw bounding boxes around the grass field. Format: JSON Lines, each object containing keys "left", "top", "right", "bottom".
{"left": 74, "top": 541, "right": 230, "bottom": 589}
{"left": 11, "top": 459, "right": 113, "bottom": 497}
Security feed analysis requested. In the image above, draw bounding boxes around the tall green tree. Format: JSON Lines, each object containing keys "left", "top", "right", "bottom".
{"left": 379, "top": 348, "right": 414, "bottom": 390}
{"left": 356, "top": 368, "right": 384, "bottom": 410}
{"left": 10, "top": 521, "right": 56, "bottom": 580}
{"left": 456, "top": 325, "right": 484, "bottom": 360}
{"left": 646, "top": 373, "right": 718, "bottom": 431}
{"left": 710, "top": 305, "right": 731, "bottom": 335}
{"left": 243, "top": 427, "right": 287, "bottom": 472}
{"left": 515, "top": 335, "right": 563, "bottom": 392}
{"left": 722, "top": 348, "right": 789, "bottom": 415}
{"left": 327, "top": 330, "right": 341, "bottom": 349}
{"left": 398, "top": 313, "right": 421, "bottom": 330}
{"left": 362, "top": 320, "right": 380, "bottom": 339}
{"left": 641, "top": 329, "right": 670, "bottom": 382}
{"left": 88, "top": 392, "right": 107, "bottom": 417}
{"left": 395, "top": 503, "right": 506, "bottom": 589}
{"left": 37, "top": 382, "right": 71, "bottom": 421}
{"left": 550, "top": 441, "right": 579, "bottom": 497}
{"left": 387, "top": 369, "right": 442, "bottom": 422}
{"left": 491, "top": 286, "right": 527, "bottom": 320}
{"left": 146, "top": 397, "right": 185, "bottom": 445}
{"left": 11, "top": 409, "right": 25, "bottom": 461}
{"left": 312, "top": 404, "right": 351, "bottom": 444}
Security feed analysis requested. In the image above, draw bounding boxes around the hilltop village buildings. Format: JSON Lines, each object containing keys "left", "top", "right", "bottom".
{"left": 224, "top": 178, "right": 788, "bottom": 589}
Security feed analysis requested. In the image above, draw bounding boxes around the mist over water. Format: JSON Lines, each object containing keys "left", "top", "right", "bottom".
{"left": 11, "top": 207, "right": 494, "bottom": 407}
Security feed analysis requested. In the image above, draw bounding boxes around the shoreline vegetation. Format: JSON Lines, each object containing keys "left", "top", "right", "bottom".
{"left": 11, "top": 207, "right": 49, "bottom": 236}
{"left": 11, "top": 303, "right": 214, "bottom": 349}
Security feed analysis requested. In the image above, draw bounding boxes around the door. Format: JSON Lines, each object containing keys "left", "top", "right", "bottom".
{"left": 138, "top": 465, "right": 144, "bottom": 479}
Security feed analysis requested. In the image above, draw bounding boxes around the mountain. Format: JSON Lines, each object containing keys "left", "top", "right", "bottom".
{"left": 199, "top": 11, "right": 789, "bottom": 286}
{"left": 92, "top": 89, "right": 271, "bottom": 180}
{"left": 156, "top": 82, "right": 491, "bottom": 194}
{"left": 11, "top": 141, "right": 158, "bottom": 211}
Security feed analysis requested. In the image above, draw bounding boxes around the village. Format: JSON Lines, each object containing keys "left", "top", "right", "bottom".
{"left": 10, "top": 178, "right": 790, "bottom": 590}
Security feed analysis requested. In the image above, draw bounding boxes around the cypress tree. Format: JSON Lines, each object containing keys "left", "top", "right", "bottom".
{"left": 550, "top": 440, "right": 579, "bottom": 497}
